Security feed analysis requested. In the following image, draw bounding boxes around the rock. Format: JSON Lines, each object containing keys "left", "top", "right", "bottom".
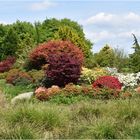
{"left": 11, "top": 92, "right": 33, "bottom": 104}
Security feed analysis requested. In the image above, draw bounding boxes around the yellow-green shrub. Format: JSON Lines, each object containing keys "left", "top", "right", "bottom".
{"left": 0, "top": 72, "right": 8, "bottom": 79}
{"left": 79, "top": 67, "right": 109, "bottom": 84}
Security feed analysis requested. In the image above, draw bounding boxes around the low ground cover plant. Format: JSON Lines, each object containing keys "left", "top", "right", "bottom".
{"left": 34, "top": 82, "right": 130, "bottom": 101}
{"left": 6, "top": 69, "right": 34, "bottom": 86}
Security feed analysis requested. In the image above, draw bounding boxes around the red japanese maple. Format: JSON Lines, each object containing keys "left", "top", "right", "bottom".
{"left": 92, "top": 76, "right": 122, "bottom": 90}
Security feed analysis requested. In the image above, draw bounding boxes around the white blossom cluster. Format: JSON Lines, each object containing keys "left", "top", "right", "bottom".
{"left": 106, "top": 67, "right": 140, "bottom": 89}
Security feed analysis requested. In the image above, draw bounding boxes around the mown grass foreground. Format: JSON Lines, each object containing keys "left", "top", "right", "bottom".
{"left": 0, "top": 96, "right": 140, "bottom": 139}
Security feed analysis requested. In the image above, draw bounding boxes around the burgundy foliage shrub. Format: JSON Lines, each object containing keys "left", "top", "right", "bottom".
{"left": 28, "top": 40, "right": 84, "bottom": 86}
{"left": 0, "top": 56, "right": 16, "bottom": 73}
{"left": 92, "top": 76, "right": 122, "bottom": 90}
{"left": 26, "top": 43, "right": 49, "bottom": 70}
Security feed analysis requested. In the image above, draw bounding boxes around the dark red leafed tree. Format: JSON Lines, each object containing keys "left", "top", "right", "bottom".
{"left": 28, "top": 40, "right": 84, "bottom": 86}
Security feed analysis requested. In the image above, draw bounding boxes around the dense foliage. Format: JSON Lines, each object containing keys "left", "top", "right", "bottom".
{"left": 54, "top": 25, "right": 93, "bottom": 65}
{"left": 94, "top": 45, "right": 115, "bottom": 67}
{"left": 107, "top": 67, "right": 140, "bottom": 89}
{"left": 0, "top": 18, "right": 93, "bottom": 68}
{"left": 28, "top": 40, "right": 84, "bottom": 86}
{"left": 93, "top": 76, "right": 122, "bottom": 90}
{"left": 45, "top": 41, "right": 84, "bottom": 86}
{"left": 129, "top": 34, "right": 140, "bottom": 72}
{"left": 0, "top": 56, "right": 16, "bottom": 73}
{"left": 1, "top": 16, "right": 140, "bottom": 139}
{"left": 0, "top": 22, "right": 36, "bottom": 62}
{"left": 79, "top": 67, "right": 109, "bottom": 84}
{"left": 6, "top": 69, "right": 33, "bottom": 86}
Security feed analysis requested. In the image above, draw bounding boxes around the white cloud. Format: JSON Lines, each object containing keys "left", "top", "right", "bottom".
{"left": 84, "top": 29, "right": 140, "bottom": 54}
{"left": 84, "top": 30, "right": 116, "bottom": 43}
{"left": 125, "top": 12, "right": 140, "bottom": 21}
{"left": 81, "top": 12, "right": 140, "bottom": 54}
{"left": 85, "top": 29, "right": 140, "bottom": 43}
{"left": 85, "top": 12, "right": 115, "bottom": 25}
{"left": 30, "top": 0, "right": 56, "bottom": 11}
{"left": 83, "top": 12, "right": 140, "bottom": 27}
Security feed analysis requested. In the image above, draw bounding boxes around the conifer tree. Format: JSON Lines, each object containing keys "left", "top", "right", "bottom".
{"left": 129, "top": 34, "right": 140, "bottom": 72}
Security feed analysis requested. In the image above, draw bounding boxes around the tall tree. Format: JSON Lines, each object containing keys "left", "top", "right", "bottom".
{"left": 2, "top": 27, "right": 18, "bottom": 58}
{"left": 34, "top": 22, "right": 40, "bottom": 45}
{"left": 0, "top": 24, "right": 8, "bottom": 60}
{"left": 54, "top": 25, "right": 92, "bottom": 58}
{"left": 129, "top": 34, "right": 140, "bottom": 72}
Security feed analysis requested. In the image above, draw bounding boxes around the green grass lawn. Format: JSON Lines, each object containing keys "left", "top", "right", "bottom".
{"left": 0, "top": 79, "right": 140, "bottom": 139}
{"left": 0, "top": 98, "right": 140, "bottom": 139}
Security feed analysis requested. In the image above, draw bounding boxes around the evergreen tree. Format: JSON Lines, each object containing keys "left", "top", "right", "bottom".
{"left": 129, "top": 34, "right": 140, "bottom": 72}
{"left": 94, "top": 44, "right": 115, "bottom": 67}
{"left": 2, "top": 27, "right": 18, "bottom": 58}
{"left": 34, "top": 22, "right": 40, "bottom": 45}
{"left": 0, "top": 24, "right": 8, "bottom": 60}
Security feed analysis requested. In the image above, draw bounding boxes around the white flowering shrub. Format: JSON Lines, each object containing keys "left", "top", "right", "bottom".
{"left": 106, "top": 67, "right": 140, "bottom": 89}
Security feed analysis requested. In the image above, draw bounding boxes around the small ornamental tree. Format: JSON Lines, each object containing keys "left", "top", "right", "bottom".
{"left": 92, "top": 76, "right": 122, "bottom": 90}
{"left": 27, "top": 40, "right": 84, "bottom": 86}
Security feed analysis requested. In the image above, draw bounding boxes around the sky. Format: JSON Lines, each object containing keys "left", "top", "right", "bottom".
{"left": 0, "top": 0, "right": 140, "bottom": 54}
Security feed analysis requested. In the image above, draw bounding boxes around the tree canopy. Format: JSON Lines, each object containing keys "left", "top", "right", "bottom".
{"left": 0, "top": 18, "right": 93, "bottom": 68}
